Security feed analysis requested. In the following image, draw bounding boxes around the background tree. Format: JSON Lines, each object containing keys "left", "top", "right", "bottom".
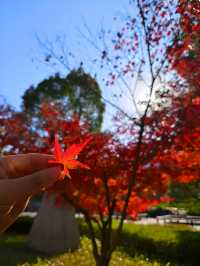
{"left": 22, "top": 67, "right": 105, "bottom": 132}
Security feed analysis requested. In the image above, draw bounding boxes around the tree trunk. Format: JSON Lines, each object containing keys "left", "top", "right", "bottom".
{"left": 95, "top": 256, "right": 110, "bottom": 266}
{"left": 28, "top": 193, "right": 80, "bottom": 254}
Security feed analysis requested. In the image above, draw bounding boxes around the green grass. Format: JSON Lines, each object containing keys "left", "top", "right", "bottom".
{"left": 1, "top": 217, "right": 200, "bottom": 266}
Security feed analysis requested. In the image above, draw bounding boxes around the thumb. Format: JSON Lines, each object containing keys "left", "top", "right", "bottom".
{"left": 0, "top": 167, "right": 61, "bottom": 204}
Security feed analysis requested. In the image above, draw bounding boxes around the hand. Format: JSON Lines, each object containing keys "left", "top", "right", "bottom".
{"left": 0, "top": 153, "right": 61, "bottom": 233}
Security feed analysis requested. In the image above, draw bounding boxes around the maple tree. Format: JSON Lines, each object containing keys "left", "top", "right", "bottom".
{"left": 47, "top": 126, "right": 171, "bottom": 266}
{"left": 37, "top": 1, "right": 182, "bottom": 265}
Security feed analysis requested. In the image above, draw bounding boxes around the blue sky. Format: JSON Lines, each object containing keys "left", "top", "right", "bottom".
{"left": 0, "top": 0, "right": 130, "bottom": 111}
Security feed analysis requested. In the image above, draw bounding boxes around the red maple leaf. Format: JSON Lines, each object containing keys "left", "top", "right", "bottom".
{"left": 49, "top": 135, "right": 92, "bottom": 179}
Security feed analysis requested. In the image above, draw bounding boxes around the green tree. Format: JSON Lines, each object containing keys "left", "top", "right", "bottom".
{"left": 22, "top": 67, "right": 105, "bottom": 132}
{"left": 169, "top": 181, "right": 200, "bottom": 215}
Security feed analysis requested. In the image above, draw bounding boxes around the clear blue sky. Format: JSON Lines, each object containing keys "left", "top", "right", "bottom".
{"left": 0, "top": 0, "right": 130, "bottom": 110}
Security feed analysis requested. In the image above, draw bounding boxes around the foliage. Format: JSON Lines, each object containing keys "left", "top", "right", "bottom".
{"left": 157, "top": 0, "right": 200, "bottom": 203}
{"left": 168, "top": 0, "right": 200, "bottom": 89}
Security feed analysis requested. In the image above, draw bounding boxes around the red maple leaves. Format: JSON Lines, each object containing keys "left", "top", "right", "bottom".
{"left": 49, "top": 135, "right": 92, "bottom": 179}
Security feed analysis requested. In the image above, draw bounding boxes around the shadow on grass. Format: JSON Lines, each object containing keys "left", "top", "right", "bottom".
{"left": 0, "top": 233, "right": 45, "bottom": 266}
{"left": 118, "top": 227, "right": 200, "bottom": 266}
{"left": 0, "top": 217, "right": 43, "bottom": 266}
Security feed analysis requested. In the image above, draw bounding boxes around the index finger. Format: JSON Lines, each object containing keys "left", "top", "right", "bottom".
{"left": 0, "top": 153, "right": 54, "bottom": 179}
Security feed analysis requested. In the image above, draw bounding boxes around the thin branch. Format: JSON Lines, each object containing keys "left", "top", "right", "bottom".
{"left": 137, "top": 0, "right": 155, "bottom": 84}
{"left": 85, "top": 214, "right": 100, "bottom": 260}
{"left": 35, "top": 34, "right": 71, "bottom": 72}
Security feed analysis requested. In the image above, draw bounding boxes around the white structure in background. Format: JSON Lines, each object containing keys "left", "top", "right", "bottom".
{"left": 28, "top": 193, "right": 80, "bottom": 254}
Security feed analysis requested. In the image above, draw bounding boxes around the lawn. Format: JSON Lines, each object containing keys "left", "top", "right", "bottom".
{"left": 0, "top": 217, "right": 200, "bottom": 266}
